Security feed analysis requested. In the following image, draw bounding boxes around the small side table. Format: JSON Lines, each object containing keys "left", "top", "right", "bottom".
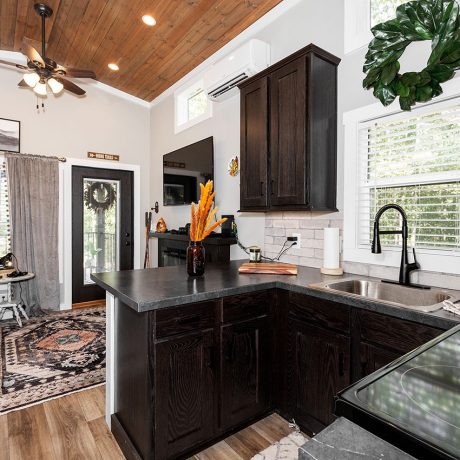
{"left": 0, "top": 272, "right": 35, "bottom": 327}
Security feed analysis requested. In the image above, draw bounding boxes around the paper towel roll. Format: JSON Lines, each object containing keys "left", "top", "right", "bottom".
{"left": 322, "top": 227, "right": 342, "bottom": 274}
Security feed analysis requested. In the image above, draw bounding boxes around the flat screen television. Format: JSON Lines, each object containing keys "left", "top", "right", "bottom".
{"left": 163, "top": 137, "right": 214, "bottom": 206}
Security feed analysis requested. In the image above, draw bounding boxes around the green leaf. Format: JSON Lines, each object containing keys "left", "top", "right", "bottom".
{"left": 401, "top": 72, "right": 419, "bottom": 86}
{"left": 416, "top": 1, "right": 436, "bottom": 33}
{"left": 371, "top": 19, "right": 404, "bottom": 40}
{"left": 363, "top": 67, "right": 381, "bottom": 89}
{"left": 380, "top": 61, "right": 400, "bottom": 85}
{"left": 440, "top": 40, "right": 460, "bottom": 63}
{"left": 429, "top": 63, "right": 455, "bottom": 82}
{"left": 373, "top": 83, "right": 397, "bottom": 106}
{"left": 429, "top": 0, "right": 459, "bottom": 65}
{"left": 431, "top": 80, "right": 443, "bottom": 97}
{"left": 417, "top": 69, "right": 432, "bottom": 86}
{"left": 416, "top": 85, "right": 433, "bottom": 102}
{"left": 395, "top": 79, "right": 411, "bottom": 97}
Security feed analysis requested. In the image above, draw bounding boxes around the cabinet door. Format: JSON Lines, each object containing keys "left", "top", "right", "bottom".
{"left": 240, "top": 77, "right": 269, "bottom": 209}
{"left": 221, "top": 316, "right": 271, "bottom": 430}
{"left": 359, "top": 343, "right": 402, "bottom": 379}
{"left": 155, "top": 329, "right": 216, "bottom": 459}
{"left": 270, "top": 56, "right": 307, "bottom": 207}
{"left": 287, "top": 318, "right": 350, "bottom": 435}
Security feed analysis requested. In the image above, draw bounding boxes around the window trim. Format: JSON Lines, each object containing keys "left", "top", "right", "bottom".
{"left": 343, "top": 77, "right": 460, "bottom": 275}
{"left": 174, "top": 79, "right": 212, "bottom": 134}
{"left": 344, "top": 0, "right": 373, "bottom": 54}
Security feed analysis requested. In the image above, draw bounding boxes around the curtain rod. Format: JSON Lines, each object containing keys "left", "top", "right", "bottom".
{"left": 0, "top": 151, "right": 67, "bottom": 162}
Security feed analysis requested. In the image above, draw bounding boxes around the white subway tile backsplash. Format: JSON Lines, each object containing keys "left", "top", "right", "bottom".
{"left": 263, "top": 214, "right": 456, "bottom": 290}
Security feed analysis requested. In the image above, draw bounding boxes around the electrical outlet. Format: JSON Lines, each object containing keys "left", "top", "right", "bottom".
{"left": 292, "top": 233, "right": 301, "bottom": 249}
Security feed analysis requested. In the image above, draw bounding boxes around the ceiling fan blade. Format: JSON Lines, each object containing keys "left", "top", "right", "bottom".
{"left": 55, "top": 77, "right": 86, "bottom": 96}
{"left": 55, "top": 66, "right": 96, "bottom": 79}
{"left": 18, "top": 79, "right": 29, "bottom": 87}
{"left": 22, "top": 39, "right": 45, "bottom": 67}
{"left": 0, "top": 59, "right": 28, "bottom": 70}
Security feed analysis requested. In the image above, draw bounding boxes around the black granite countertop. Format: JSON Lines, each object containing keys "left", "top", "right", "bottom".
{"left": 298, "top": 417, "right": 416, "bottom": 459}
{"left": 90, "top": 260, "right": 460, "bottom": 330}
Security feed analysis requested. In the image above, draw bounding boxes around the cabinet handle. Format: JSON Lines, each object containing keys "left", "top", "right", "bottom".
{"left": 339, "top": 352, "right": 345, "bottom": 377}
{"left": 271, "top": 179, "right": 274, "bottom": 195}
{"left": 177, "top": 314, "right": 201, "bottom": 325}
{"left": 260, "top": 181, "right": 264, "bottom": 196}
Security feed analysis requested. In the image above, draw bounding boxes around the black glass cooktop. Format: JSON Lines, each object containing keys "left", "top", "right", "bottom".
{"left": 339, "top": 325, "right": 460, "bottom": 459}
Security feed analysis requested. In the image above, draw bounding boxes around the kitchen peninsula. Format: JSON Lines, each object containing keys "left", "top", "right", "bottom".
{"left": 91, "top": 261, "right": 459, "bottom": 460}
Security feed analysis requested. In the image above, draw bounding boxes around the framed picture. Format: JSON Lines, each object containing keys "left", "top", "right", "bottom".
{"left": 0, "top": 118, "right": 20, "bottom": 153}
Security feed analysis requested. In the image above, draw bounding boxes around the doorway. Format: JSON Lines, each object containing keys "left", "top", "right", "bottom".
{"left": 72, "top": 166, "right": 134, "bottom": 305}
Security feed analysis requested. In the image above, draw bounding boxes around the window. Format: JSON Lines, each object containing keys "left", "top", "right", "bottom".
{"left": 358, "top": 106, "right": 460, "bottom": 251}
{"left": 0, "top": 158, "right": 10, "bottom": 256}
{"left": 343, "top": 86, "right": 460, "bottom": 275}
{"left": 345, "top": 0, "right": 410, "bottom": 53}
{"left": 175, "top": 79, "right": 212, "bottom": 133}
{"left": 370, "top": 0, "right": 410, "bottom": 27}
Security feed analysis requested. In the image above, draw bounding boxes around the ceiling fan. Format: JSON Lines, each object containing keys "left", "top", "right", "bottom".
{"left": 0, "top": 3, "right": 96, "bottom": 96}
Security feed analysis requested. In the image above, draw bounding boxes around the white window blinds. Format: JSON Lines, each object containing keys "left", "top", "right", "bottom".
{"left": 358, "top": 102, "right": 460, "bottom": 253}
{"left": 0, "top": 158, "right": 10, "bottom": 256}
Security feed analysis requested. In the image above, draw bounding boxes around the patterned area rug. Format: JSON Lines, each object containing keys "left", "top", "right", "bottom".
{"left": 0, "top": 307, "right": 105, "bottom": 414}
{"left": 252, "top": 432, "right": 310, "bottom": 460}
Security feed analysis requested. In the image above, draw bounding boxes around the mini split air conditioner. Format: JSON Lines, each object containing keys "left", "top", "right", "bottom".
{"left": 204, "top": 39, "right": 270, "bottom": 102}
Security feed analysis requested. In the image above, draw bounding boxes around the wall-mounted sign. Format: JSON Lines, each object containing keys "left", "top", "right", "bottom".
{"left": 88, "top": 152, "right": 120, "bottom": 161}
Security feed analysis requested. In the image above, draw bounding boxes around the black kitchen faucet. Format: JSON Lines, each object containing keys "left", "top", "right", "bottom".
{"left": 371, "top": 204, "right": 429, "bottom": 289}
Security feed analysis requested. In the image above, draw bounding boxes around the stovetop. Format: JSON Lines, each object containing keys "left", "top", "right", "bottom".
{"left": 338, "top": 325, "right": 460, "bottom": 459}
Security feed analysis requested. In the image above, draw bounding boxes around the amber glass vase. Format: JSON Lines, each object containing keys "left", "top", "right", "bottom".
{"left": 187, "top": 241, "right": 205, "bottom": 276}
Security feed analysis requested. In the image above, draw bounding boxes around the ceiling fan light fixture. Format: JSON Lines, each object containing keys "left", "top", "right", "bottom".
{"left": 33, "top": 80, "right": 47, "bottom": 96}
{"left": 23, "top": 72, "right": 40, "bottom": 88}
{"left": 142, "top": 15, "right": 156, "bottom": 26}
{"left": 48, "top": 77, "right": 64, "bottom": 94}
{"left": 108, "top": 63, "right": 119, "bottom": 71}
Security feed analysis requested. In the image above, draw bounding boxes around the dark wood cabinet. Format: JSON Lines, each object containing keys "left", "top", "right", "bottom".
{"left": 221, "top": 316, "right": 271, "bottom": 430}
{"left": 240, "top": 77, "right": 269, "bottom": 209}
{"left": 155, "top": 328, "right": 217, "bottom": 459}
{"left": 112, "top": 290, "right": 450, "bottom": 460}
{"left": 287, "top": 317, "right": 350, "bottom": 435}
{"left": 270, "top": 57, "right": 307, "bottom": 206}
{"left": 239, "top": 44, "right": 340, "bottom": 212}
{"left": 352, "top": 309, "right": 444, "bottom": 381}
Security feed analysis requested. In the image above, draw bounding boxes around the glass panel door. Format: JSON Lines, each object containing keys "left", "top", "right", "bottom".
{"left": 83, "top": 178, "right": 120, "bottom": 284}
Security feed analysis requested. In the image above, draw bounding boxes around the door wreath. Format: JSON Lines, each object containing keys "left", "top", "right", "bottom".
{"left": 84, "top": 182, "right": 117, "bottom": 212}
{"left": 363, "top": 0, "right": 460, "bottom": 110}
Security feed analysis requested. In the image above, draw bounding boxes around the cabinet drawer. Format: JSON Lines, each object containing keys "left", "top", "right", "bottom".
{"left": 154, "top": 301, "right": 216, "bottom": 339}
{"left": 358, "top": 310, "right": 443, "bottom": 354}
{"left": 222, "top": 290, "right": 271, "bottom": 323}
{"left": 289, "top": 292, "right": 350, "bottom": 333}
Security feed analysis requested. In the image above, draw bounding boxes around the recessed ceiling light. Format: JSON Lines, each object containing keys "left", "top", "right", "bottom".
{"left": 142, "top": 15, "right": 156, "bottom": 26}
{"left": 108, "top": 63, "right": 119, "bottom": 71}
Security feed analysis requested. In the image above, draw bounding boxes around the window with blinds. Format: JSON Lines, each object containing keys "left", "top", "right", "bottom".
{"left": 0, "top": 159, "right": 10, "bottom": 256}
{"left": 358, "top": 103, "right": 460, "bottom": 253}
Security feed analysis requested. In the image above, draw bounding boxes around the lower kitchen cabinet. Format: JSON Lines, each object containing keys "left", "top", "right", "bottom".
{"left": 287, "top": 317, "right": 350, "bottom": 435}
{"left": 221, "top": 315, "right": 272, "bottom": 430}
{"left": 154, "top": 328, "right": 217, "bottom": 459}
{"left": 359, "top": 342, "right": 401, "bottom": 377}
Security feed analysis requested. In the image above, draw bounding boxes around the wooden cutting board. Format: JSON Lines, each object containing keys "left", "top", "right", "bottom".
{"left": 239, "top": 262, "right": 297, "bottom": 275}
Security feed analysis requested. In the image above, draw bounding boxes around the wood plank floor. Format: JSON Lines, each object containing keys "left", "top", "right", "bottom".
{"left": 0, "top": 386, "right": 297, "bottom": 459}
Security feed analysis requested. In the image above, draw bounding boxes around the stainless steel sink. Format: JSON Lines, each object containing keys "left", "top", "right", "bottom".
{"left": 310, "top": 279, "right": 457, "bottom": 312}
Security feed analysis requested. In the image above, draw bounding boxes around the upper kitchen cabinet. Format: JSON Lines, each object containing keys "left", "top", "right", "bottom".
{"left": 239, "top": 44, "right": 340, "bottom": 212}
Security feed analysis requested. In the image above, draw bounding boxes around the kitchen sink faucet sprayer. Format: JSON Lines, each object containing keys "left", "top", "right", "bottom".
{"left": 372, "top": 204, "right": 429, "bottom": 289}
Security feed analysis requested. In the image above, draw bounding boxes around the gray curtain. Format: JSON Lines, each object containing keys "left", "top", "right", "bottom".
{"left": 5, "top": 153, "right": 60, "bottom": 313}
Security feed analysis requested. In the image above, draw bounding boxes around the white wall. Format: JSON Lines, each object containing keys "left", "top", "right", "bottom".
{"left": 0, "top": 64, "right": 150, "bottom": 306}
{"left": 149, "top": 0, "right": 344, "bottom": 263}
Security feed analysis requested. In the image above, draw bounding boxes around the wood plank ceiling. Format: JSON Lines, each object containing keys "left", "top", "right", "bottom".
{"left": 0, "top": 0, "right": 283, "bottom": 101}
